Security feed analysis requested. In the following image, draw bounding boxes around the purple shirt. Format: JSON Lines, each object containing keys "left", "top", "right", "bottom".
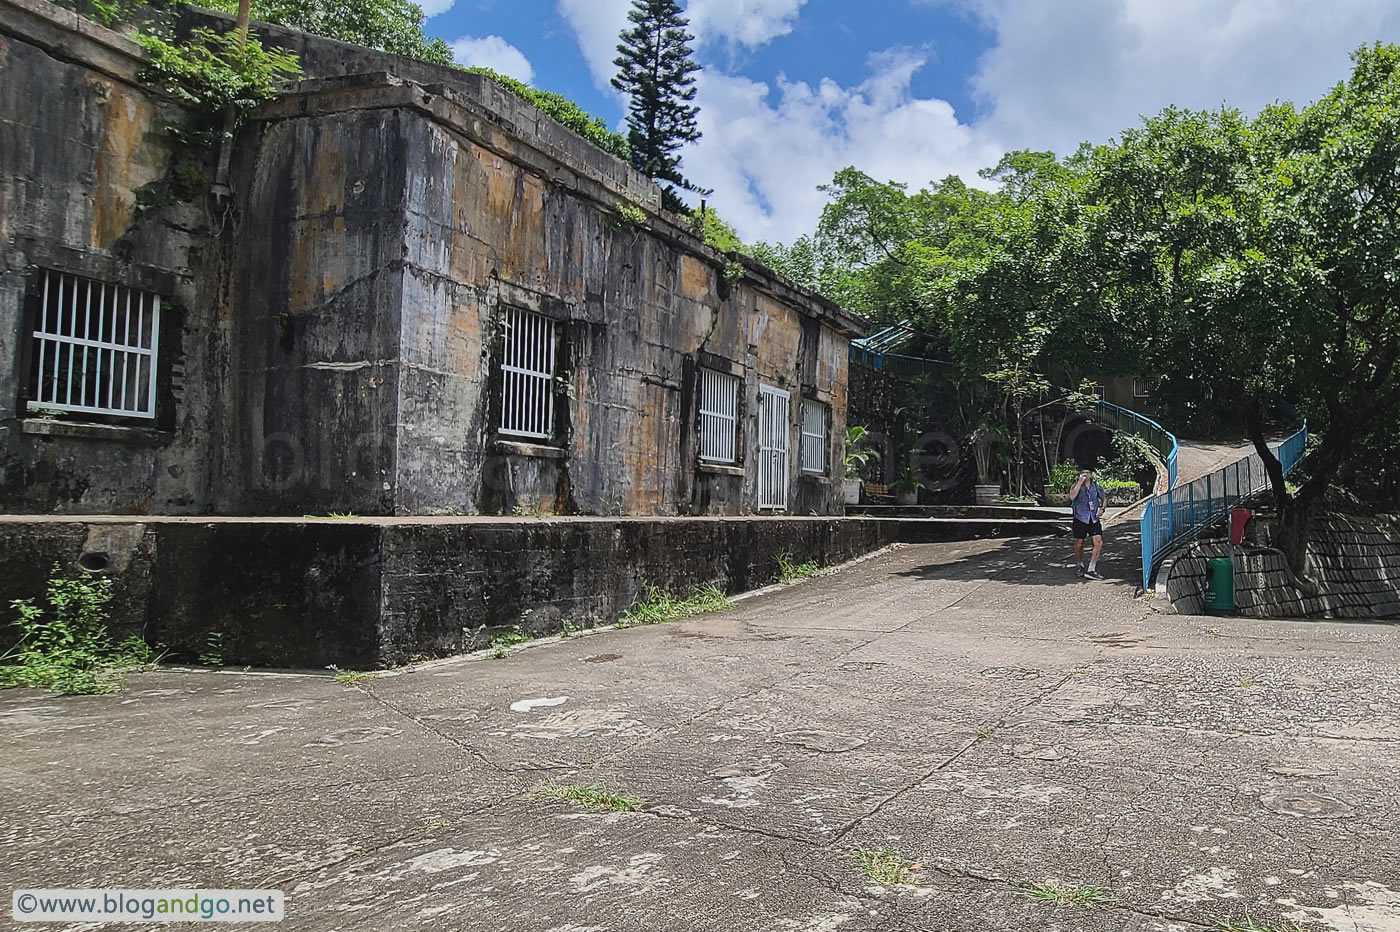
{"left": 1073, "top": 481, "right": 1104, "bottom": 523}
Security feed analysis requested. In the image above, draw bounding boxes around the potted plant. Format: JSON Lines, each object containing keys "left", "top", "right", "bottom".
{"left": 843, "top": 425, "right": 879, "bottom": 505}
{"left": 891, "top": 469, "right": 921, "bottom": 506}
{"left": 969, "top": 421, "right": 1009, "bottom": 506}
{"left": 1044, "top": 462, "right": 1079, "bottom": 506}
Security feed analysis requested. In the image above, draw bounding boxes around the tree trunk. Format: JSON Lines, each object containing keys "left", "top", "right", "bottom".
{"left": 1013, "top": 396, "right": 1025, "bottom": 496}
{"left": 1245, "top": 397, "right": 1354, "bottom": 583}
{"left": 1243, "top": 400, "right": 1288, "bottom": 508}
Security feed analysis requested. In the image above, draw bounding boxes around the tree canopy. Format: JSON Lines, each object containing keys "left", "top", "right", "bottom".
{"left": 759, "top": 42, "right": 1400, "bottom": 570}
{"left": 203, "top": 0, "right": 451, "bottom": 63}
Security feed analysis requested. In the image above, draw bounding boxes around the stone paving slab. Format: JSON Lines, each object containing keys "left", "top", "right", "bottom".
{"left": 2, "top": 541, "right": 1399, "bottom": 932}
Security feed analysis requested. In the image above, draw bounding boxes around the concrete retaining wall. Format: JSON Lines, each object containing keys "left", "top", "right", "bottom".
{"left": 1166, "top": 514, "right": 1400, "bottom": 619}
{"left": 0, "top": 516, "right": 901, "bottom": 668}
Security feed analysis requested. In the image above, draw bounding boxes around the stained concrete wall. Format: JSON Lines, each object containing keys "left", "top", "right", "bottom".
{"left": 225, "top": 105, "right": 411, "bottom": 515}
{"left": 1, "top": 0, "right": 864, "bottom": 518}
{"left": 0, "top": 0, "right": 223, "bottom": 513}
{"left": 238, "top": 73, "right": 862, "bottom": 517}
{"left": 1166, "top": 514, "right": 1400, "bottom": 619}
{"left": 0, "top": 516, "right": 899, "bottom": 667}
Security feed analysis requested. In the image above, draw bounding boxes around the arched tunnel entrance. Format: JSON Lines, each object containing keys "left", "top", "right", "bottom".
{"left": 1061, "top": 417, "right": 1114, "bottom": 469}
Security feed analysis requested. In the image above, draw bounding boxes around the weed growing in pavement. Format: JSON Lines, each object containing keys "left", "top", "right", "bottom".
{"left": 776, "top": 553, "right": 824, "bottom": 584}
{"left": 1238, "top": 679, "right": 1258, "bottom": 688}
{"left": 975, "top": 725, "right": 998, "bottom": 738}
{"left": 199, "top": 631, "right": 227, "bottom": 666}
{"left": 1022, "top": 881, "right": 1117, "bottom": 907}
{"left": 489, "top": 628, "right": 533, "bottom": 659}
{"left": 617, "top": 583, "right": 729, "bottom": 628}
{"left": 1215, "top": 914, "right": 1305, "bottom": 932}
{"left": 531, "top": 783, "right": 642, "bottom": 812}
{"left": 333, "top": 670, "right": 376, "bottom": 685}
{"left": 561, "top": 618, "right": 581, "bottom": 638}
{"left": 0, "top": 569, "right": 155, "bottom": 695}
{"left": 853, "top": 848, "right": 918, "bottom": 887}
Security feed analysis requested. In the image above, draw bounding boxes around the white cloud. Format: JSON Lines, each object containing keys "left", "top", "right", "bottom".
{"left": 418, "top": 0, "right": 456, "bottom": 18}
{"left": 556, "top": 0, "right": 806, "bottom": 91}
{"left": 681, "top": 50, "right": 1002, "bottom": 243}
{"left": 964, "top": 0, "right": 1400, "bottom": 154}
{"left": 556, "top": 0, "right": 632, "bottom": 90}
{"left": 687, "top": 0, "right": 807, "bottom": 48}
{"left": 556, "top": 0, "right": 1400, "bottom": 243}
{"left": 448, "top": 35, "right": 535, "bottom": 83}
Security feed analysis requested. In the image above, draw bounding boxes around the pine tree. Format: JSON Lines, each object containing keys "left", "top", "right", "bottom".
{"left": 612, "top": 0, "right": 707, "bottom": 209}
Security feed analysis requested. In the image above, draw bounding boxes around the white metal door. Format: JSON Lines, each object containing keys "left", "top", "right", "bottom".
{"left": 757, "top": 385, "right": 790, "bottom": 510}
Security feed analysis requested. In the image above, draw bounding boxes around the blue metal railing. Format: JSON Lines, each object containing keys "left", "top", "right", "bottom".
{"left": 1139, "top": 425, "right": 1308, "bottom": 590}
{"left": 1093, "top": 400, "right": 1179, "bottom": 490}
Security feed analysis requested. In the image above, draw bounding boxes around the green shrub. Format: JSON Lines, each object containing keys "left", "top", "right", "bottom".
{"left": 136, "top": 26, "right": 301, "bottom": 124}
{"left": 0, "top": 569, "right": 154, "bottom": 695}
{"left": 1101, "top": 432, "right": 1155, "bottom": 482}
{"left": 1048, "top": 462, "right": 1080, "bottom": 492}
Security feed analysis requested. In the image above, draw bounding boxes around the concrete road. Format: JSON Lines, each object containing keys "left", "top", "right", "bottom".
{"left": 4, "top": 538, "right": 1399, "bottom": 931}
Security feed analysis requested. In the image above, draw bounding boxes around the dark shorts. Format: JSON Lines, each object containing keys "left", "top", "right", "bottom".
{"left": 1072, "top": 518, "right": 1103, "bottom": 540}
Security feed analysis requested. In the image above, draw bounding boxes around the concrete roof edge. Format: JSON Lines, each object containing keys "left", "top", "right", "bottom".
{"left": 260, "top": 73, "right": 871, "bottom": 337}
{"left": 0, "top": 0, "right": 149, "bottom": 83}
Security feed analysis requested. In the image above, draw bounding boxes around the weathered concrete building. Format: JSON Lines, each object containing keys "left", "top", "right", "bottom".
{"left": 0, "top": 0, "right": 864, "bottom": 520}
{"left": 0, "top": 0, "right": 887, "bottom": 665}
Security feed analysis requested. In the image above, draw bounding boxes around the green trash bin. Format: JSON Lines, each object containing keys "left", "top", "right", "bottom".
{"left": 1204, "top": 557, "right": 1235, "bottom": 616}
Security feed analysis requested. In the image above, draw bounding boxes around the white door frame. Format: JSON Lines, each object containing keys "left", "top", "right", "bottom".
{"left": 757, "top": 384, "right": 790, "bottom": 511}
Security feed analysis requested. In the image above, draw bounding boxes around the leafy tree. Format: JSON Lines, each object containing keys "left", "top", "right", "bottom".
{"left": 136, "top": 25, "right": 301, "bottom": 124}
{"left": 983, "top": 45, "right": 1400, "bottom": 576}
{"left": 612, "top": 0, "right": 704, "bottom": 209}
{"left": 1228, "top": 44, "right": 1400, "bottom": 575}
{"left": 203, "top": 0, "right": 452, "bottom": 64}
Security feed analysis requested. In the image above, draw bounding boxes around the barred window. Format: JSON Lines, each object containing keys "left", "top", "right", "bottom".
{"left": 800, "top": 401, "right": 827, "bottom": 474}
{"left": 27, "top": 270, "right": 160, "bottom": 419}
{"left": 698, "top": 368, "right": 739, "bottom": 464}
{"left": 499, "top": 307, "right": 559, "bottom": 440}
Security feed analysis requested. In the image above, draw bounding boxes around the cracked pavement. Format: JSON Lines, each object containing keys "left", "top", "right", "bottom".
{"left": 3, "top": 535, "right": 1400, "bottom": 931}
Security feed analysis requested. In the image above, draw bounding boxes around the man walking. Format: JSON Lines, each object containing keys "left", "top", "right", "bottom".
{"left": 1070, "top": 468, "right": 1105, "bottom": 579}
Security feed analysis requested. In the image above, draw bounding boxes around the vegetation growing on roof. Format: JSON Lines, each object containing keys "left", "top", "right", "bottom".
{"left": 464, "top": 67, "right": 632, "bottom": 163}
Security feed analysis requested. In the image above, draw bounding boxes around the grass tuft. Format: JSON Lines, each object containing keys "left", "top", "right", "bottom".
{"left": 1022, "top": 881, "right": 1117, "bottom": 907}
{"left": 776, "top": 553, "right": 825, "bottom": 584}
{"left": 854, "top": 847, "right": 918, "bottom": 887}
{"left": 333, "top": 670, "right": 376, "bottom": 685}
{"left": 531, "top": 783, "right": 641, "bottom": 812}
{"left": 617, "top": 583, "right": 729, "bottom": 628}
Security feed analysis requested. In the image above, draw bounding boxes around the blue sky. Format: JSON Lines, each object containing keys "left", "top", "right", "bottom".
{"left": 421, "top": 0, "right": 1400, "bottom": 243}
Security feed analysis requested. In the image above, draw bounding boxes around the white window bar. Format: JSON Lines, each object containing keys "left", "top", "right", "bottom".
{"left": 800, "top": 401, "right": 827, "bottom": 474}
{"left": 698, "top": 368, "right": 739, "bottom": 464}
{"left": 29, "top": 270, "right": 160, "bottom": 419}
{"left": 500, "top": 306, "right": 559, "bottom": 440}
